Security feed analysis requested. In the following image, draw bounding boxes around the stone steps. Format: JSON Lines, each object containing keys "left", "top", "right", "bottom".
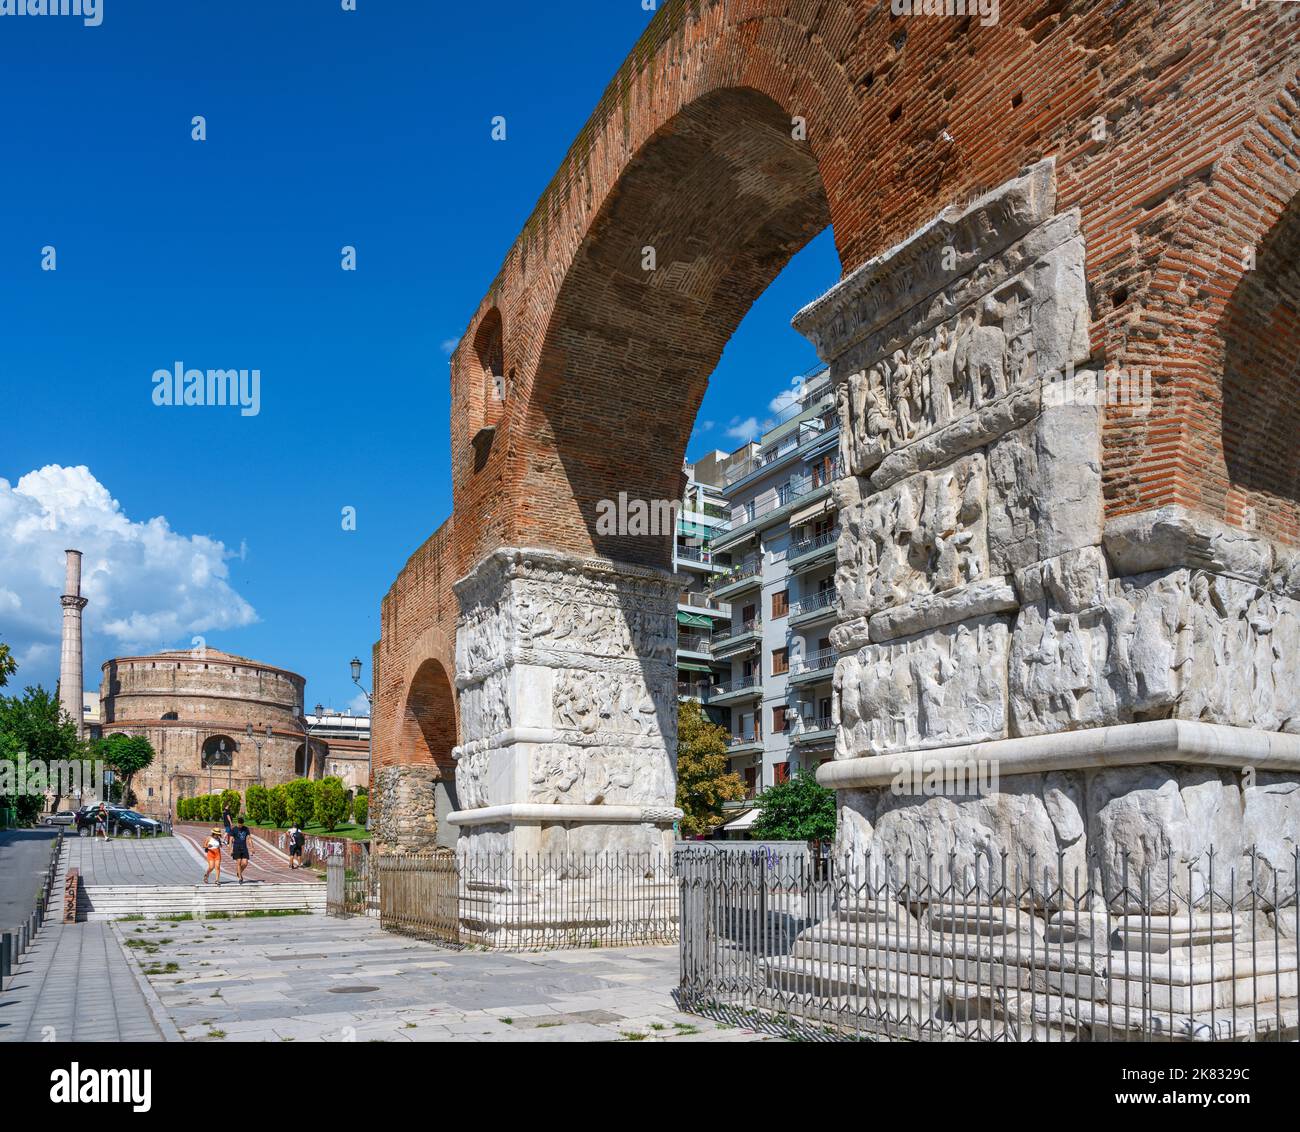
{"left": 78, "top": 883, "right": 326, "bottom": 920}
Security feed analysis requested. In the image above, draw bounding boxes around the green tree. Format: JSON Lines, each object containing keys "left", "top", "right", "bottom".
{"left": 245, "top": 783, "right": 269, "bottom": 825}
{"left": 0, "top": 684, "right": 90, "bottom": 824}
{"left": 98, "top": 733, "right": 155, "bottom": 808}
{"left": 750, "top": 769, "right": 836, "bottom": 842}
{"left": 284, "top": 778, "right": 314, "bottom": 827}
{"left": 267, "top": 783, "right": 288, "bottom": 827}
{"left": 674, "top": 700, "right": 745, "bottom": 837}
{"left": 313, "top": 775, "right": 347, "bottom": 832}
{"left": 353, "top": 792, "right": 368, "bottom": 827}
{"left": 0, "top": 640, "right": 16, "bottom": 687}
{"left": 220, "top": 788, "right": 242, "bottom": 823}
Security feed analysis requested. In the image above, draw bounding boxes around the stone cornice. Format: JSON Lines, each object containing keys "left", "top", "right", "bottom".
{"left": 793, "top": 158, "right": 1057, "bottom": 362}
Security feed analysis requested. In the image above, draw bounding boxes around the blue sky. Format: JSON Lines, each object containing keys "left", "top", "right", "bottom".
{"left": 0, "top": 0, "right": 838, "bottom": 712}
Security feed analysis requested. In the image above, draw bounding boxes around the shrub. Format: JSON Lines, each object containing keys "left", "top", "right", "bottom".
{"left": 283, "top": 779, "right": 314, "bottom": 828}
{"left": 245, "top": 784, "right": 269, "bottom": 825}
{"left": 268, "top": 784, "right": 288, "bottom": 827}
{"left": 353, "top": 793, "right": 368, "bottom": 828}
{"left": 313, "top": 776, "right": 347, "bottom": 832}
{"left": 220, "top": 789, "right": 242, "bottom": 822}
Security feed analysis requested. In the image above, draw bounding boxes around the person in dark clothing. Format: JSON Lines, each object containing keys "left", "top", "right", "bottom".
{"left": 227, "top": 816, "right": 254, "bottom": 884}
{"left": 221, "top": 803, "right": 233, "bottom": 835}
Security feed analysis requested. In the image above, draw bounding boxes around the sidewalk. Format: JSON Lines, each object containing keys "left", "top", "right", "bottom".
{"left": 172, "top": 824, "right": 323, "bottom": 885}
{"left": 0, "top": 842, "right": 169, "bottom": 1043}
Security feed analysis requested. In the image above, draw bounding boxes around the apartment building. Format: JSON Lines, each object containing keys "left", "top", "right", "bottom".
{"left": 672, "top": 455, "right": 737, "bottom": 724}
{"left": 696, "top": 369, "right": 840, "bottom": 833}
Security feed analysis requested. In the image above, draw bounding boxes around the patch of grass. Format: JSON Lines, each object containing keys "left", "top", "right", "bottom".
{"left": 535, "top": 1021, "right": 561, "bottom": 1029}
{"left": 125, "top": 939, "right": 160, "bottom": 954}
{"left": 160, "top": 913, "right": 192, "bottom": 922}
{"left": 204, "top": 911, "right": 230, "bottom": 920}
{"left": 404, "top": 1022, "right": 417, "bottom": 1029}
{"left": 240, "top": 907, "right": 310, "bottom": 918}
{"left": 207, "top": 1029, "right": 226, "bottom": 1040}
{"left": 620, "top": 1031, "right": 648, "bottom": 1041}
{"left": 142, "top": 962, "right": 179, "bottom": 975}
{"left": 649, "top": 1023, "right": 665, "bottom": 1031}
{"left": 118, "top": 914, "right": 144, "bottom": 922}
{"left": 673, "top": 1023, "right": 700, "bottom": 1035}
{"left": 500, "top": 1017, "right": 513, "bottom": 1025}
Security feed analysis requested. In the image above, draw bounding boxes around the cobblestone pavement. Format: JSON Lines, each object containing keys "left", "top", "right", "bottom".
{"left": 127, "top": 915, "right": 773, "bottom": 1043}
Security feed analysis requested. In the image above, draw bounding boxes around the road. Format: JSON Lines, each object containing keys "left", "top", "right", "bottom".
{"left": 0, "top": 829, "right": 60, "bottom": 933}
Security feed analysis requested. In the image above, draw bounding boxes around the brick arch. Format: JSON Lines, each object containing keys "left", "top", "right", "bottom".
{"left": 399, "top": 657, "right": 457, "bottom": 774}
{"left": 1101, "top": 68, "right": 1300, "bottom": 545}
{"left": 523, "top": 84, "right": 835, "bottom": 568}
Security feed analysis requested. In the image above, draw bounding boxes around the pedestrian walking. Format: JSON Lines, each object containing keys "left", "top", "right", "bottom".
{"left": 228, "top": 816, "right": 254, "bottom": 884}
{"left": 221, "top": 801, "right": 233, "bottom": 835}
{"left": 287, "top": 822, "right": 304, "bottom": 870}
{"left": 203, "top": 827, "right": 224, "bottom": 884}
{"left": 95, "top": 802, "right": 112, "bottom": 842}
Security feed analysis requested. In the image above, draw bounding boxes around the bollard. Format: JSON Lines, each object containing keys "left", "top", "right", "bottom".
{"left": 1, "top": 932, "right": 10, "bottom": 985}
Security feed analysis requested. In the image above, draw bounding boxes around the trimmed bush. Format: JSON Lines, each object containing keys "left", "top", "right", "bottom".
{"left": 245, "top": 784, "right": 269, "bottom": 825}
{"left": 268, "top": 784, "right": 288, "bottom": 827}
{"left": 284, "top": 778, "right": 314, "bottom": 828}
{"left": 313, "top": 776, "right": 347, "bottom": 832}
{"left": 353, "top": 793, "right": 368, "bottom": 828}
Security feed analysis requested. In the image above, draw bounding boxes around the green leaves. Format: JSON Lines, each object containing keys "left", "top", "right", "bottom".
{"left": 675, "top": 700, "right": 746, "bottom": 837}
{"left": 750, "top": 770, "right": 835, "bottom": 842}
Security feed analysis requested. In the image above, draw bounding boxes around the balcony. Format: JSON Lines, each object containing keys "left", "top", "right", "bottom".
{"left": 791, "top": 714, "right": 835, "bottom": 746}
{"left": 789, "top": 588, "right": 837, "bottom": 626}
{"left": 676, "top": 632, "right": 713, "bottom": 658}
{"left": 726, "top": 731, "right": 763, "bottom": 755}
{"left": 787, "top": 526, "right": 839, "bottom": 572}
{"left": 709, "top": 673, "right": 763, "bottom": 705}
{"left": 712, "top": 460, "right": 841, "bottom": 553}
{"left": 710, "top": 618, "right": 762, "bottom": 657}
{"left": 788, "top": 648, "right": 838, "bottom": 685}
{"left": 679, "top": 590, "right": 730, "bottom": 617}
{"left": 708, "top": 555, "right": 762, "bottom": 600}
{"left": 677, "top": 680, "right": 715, "bottom": 703}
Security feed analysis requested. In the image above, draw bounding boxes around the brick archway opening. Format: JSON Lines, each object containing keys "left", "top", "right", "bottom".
{"left": 520, "top": 86, "right": 836, "bottom": 569}
{"left": 1221, "top": 190, "right": 1300, "bottom": 543}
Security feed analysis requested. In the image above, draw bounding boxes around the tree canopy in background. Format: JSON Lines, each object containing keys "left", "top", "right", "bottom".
{"left": 675, "top": 700, "right": 745, "bottom": 837}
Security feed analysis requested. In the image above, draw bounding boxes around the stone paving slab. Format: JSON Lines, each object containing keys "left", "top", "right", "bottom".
{"left": 124, "top": 915, "right": 772, "bottom": 1042}
{"left": 65, "top": 833, "right": 208, "bottom": 886}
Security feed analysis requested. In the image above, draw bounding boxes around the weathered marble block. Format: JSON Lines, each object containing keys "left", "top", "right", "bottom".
{"left": 450, "top": 547, "right": 681, "bottom": 856}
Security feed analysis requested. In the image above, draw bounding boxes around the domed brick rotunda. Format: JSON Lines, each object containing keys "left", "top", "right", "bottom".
{"left": 99, "top": 648, "right": 366, "bottom": 817}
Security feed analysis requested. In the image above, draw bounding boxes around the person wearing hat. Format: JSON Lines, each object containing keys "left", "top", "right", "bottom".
{"left": 203, "top": 827, "right": 224, "bottom": 885}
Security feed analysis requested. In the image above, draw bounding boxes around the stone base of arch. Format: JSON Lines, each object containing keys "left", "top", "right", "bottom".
{"left": 373, "top": 763, "right": 443, "bottom": 854}
{"left": 447, "top": 546, "right": 683, "bottom": 858}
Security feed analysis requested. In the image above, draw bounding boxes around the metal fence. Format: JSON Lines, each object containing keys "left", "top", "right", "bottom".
{"left": 326, "top": 850, "right": 372, "bottom": 917}
{"left": 677, "top": 847, "right": 1300, "bottom": 1042}
{"left": 373, "top": 851, "right": 678, "bottom": 950}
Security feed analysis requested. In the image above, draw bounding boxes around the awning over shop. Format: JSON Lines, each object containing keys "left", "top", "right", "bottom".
{"left": 677, "top": 661, "right": 714, "bottom": 674}
{"left": 677, "top": 611, "right": 714, "bottom": 629}
{"left": 721, "top": 808, "right": 760, "bottom": 832}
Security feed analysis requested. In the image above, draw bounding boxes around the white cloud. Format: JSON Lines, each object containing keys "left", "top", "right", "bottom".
{"left": 346, "top": 691, "right": 371, "bottom": 716}
{"left": 0, "top": 465, "right": 257, "bottom": 688}
{"left": 725, "top": 417, "right": 763, "bottom": 443}
{"left": 769, "top": 387, "right": 800, "bottom": 415}
{"left": 440, "top": 338, "right": 460, "bottom": 356}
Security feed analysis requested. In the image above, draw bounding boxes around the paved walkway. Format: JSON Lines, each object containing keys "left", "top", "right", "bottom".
{"left": 131, "top": 916, "right": 769, "bottom": 1042}
{"left": 0, "top": 829, "right": 60, "bottom": 933}
{"left": 66, "top": 828, "right": 318, "bottom": 886}
{"left": 173, "top": 824, "right": 322, "bottom": 885}
{"left": 0, "top": 843, "right": 171, "bottom": 1043}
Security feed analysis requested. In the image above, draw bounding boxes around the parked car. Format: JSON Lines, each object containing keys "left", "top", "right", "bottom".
{"left": 74, "top": 804, "right": 105, "bottom": 832}
{"left": 41, "top": 811, "right": 77, "bottom": 827}
{"left": 109, "top": 809, "right": 163, "bottom": 834}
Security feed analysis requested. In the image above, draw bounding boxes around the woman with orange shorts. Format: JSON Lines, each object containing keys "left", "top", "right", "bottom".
{"left": 203, "top": 827, "right": 224, "bottom": 885}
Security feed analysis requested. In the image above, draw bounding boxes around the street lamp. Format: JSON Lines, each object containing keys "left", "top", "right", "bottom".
{"left": 350, "top": 657, "right": 373, "bottom": 831}
{"left": 245, "top": 722, "right": 273, "bottom": 784}
{"left": 299, "top": 703, "right": 325, "bottom": 779}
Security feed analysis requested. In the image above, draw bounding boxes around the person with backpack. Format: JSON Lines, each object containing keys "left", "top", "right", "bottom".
{"left": 286, "top": 822, "right": 305, "bottom": 869}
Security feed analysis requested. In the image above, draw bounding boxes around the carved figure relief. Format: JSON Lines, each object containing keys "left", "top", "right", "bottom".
{"left": 836, "top": 454, "right": 988, "bottom": 619}
{"left": 835, "top": 277, "right": 1037, "bottom": 475}
{"left": 833, "top": 617, "right": 1010, "bottom": 756}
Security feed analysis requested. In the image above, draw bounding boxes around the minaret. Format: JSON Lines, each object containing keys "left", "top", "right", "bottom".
{"left": 59, "top": 549, "right": 88, "bottom": 738}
